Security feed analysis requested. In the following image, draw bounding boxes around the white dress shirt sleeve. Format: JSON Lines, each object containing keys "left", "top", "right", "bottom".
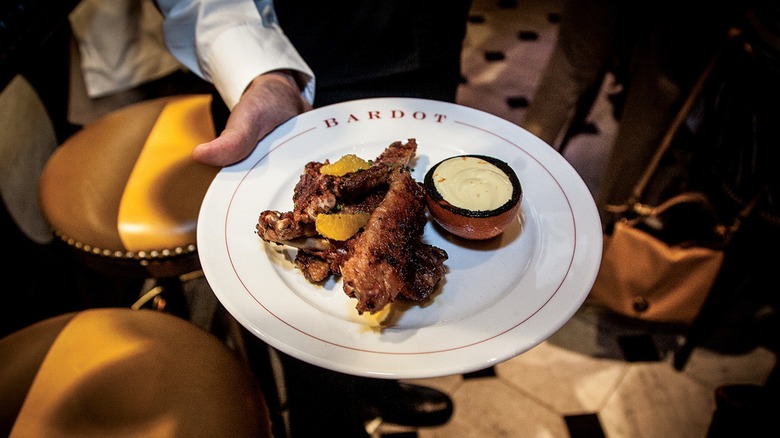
{"left": 157, "top": 0, "right": 315, "bottom": 109}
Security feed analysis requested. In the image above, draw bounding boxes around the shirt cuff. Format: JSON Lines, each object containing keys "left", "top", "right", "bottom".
{"left": 203, "top": 23, "right": 314, "bottom": 109}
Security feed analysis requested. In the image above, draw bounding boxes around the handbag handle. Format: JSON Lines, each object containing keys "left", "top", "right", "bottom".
{"left": 628, "top": 192, "right": 712, "bottom": 217}
{"left": 623, "top": 190, "right": 757, "bottom": 243}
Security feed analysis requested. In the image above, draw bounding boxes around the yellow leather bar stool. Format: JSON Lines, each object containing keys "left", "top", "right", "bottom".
{"left": 0, "top": 307, "right": 272, "bottom": 437}
{"left": 38, "top": 94, "right": 219, "bottom": 315}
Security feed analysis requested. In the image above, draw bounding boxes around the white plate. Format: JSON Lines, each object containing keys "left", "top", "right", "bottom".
{"left": 197, "top": 98, "right": 602, "bottom": 379}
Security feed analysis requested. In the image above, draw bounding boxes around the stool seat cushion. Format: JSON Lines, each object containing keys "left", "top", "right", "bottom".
{"left": 0, "top": 313, "right": 76, "bottom": 435}
{"left": 39, "top": 95, "right": 219, "bottom": 259}
{"left": 3, "top": 308, "right": 271, "bottom": 437}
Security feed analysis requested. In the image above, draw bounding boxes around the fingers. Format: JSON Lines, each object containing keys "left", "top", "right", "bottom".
{"left": 193, "top": 72, "right": 311, "bottom": 166}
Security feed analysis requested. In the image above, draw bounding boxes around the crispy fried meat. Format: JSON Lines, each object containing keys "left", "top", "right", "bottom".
{"left": 256, "top": 139, "right": 447, "bottom": 314}
{"left": 340, "top": 169, "right": 446, "bottom": 314}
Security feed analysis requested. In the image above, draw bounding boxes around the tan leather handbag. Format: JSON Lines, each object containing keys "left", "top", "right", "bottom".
{"left": 588, "top": 51, "right": 755, "bottom": 324}
{"left": 590, "top": 197, "right": 727, "bottom": 323}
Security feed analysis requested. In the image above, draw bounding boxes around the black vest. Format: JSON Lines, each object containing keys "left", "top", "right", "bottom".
{"left": 275, "top": 1, "right": 471, "bottom": 95}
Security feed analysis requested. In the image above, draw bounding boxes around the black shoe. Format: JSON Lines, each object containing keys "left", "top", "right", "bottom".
{"left": 359, "top": 382, "right": 454, "bottom": 427}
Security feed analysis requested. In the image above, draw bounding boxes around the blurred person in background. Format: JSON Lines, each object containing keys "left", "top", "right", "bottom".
{"left": 522, "top": 0, "right": 737, "bottom": 229}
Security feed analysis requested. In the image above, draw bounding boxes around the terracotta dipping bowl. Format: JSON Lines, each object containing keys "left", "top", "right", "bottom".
{"left": 424, "top": 155, "right": 522, "bottom": 240}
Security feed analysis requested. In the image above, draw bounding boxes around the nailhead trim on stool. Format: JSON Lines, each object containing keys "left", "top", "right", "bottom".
{"left": 55, "top": 230, "right": 197, "bottom": 260}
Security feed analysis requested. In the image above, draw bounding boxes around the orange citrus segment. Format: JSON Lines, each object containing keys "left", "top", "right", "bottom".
{"left": 319, "top": 154, "right": 371, "bottom": 176}
{"left": 315, "top": 212, "right": 371, "bottom": 241}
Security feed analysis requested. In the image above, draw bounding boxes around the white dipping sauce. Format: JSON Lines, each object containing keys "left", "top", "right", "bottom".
{"left": 432, "top": 156, "right": 512, "bottom": 211}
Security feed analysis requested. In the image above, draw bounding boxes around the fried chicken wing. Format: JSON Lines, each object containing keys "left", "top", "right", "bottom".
{"left": 340, "top": 169, "right": 431, "bottom": 314}
{"left": 256, "top": 139, "right": 447, "bottom": 314}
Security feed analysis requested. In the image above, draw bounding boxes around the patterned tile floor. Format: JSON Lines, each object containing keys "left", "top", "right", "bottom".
{"left": 369, "top": 0, "right": 778, "bottom": 437}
